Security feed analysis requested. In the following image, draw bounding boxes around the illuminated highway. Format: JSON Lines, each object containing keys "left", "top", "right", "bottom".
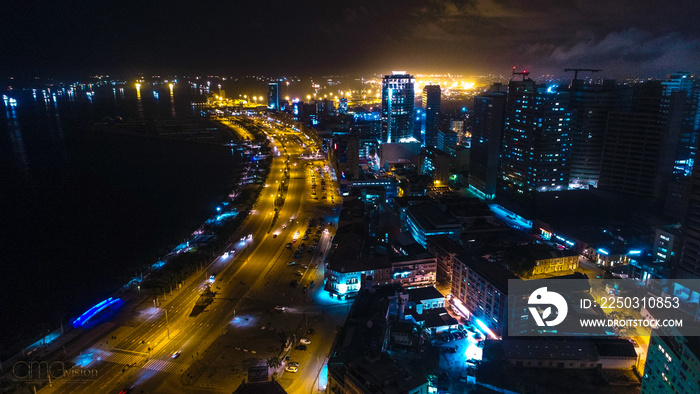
{"left": 41, "top": 115, "right": 345, "bottom": 394}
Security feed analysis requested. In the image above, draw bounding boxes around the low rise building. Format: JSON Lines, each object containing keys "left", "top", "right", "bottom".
{"left": 504, "top": 243, "right": 579, "bottom": 278}
{"left": 327, "top": 285, "right": 430, "bottom": 394}
{"left": 451, "top": 253, "right": 518, "bottom": 337}
{"left": 483, "top": 338, "right": 637, "bottom": 370}
{"left": 325, "top": 224, "right": 436, "bottom": 299}
{"left": 404, "top": 204, "right": 462, "bottom": 248}
{"left": 426, "top": 235, "right": 464, "bottom": 286}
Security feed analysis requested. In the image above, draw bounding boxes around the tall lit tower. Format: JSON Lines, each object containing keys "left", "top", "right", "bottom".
{"left": 381, "top": 72, "right": 415, "bottom": 143}
{"left": 499, "top": 72, "right": 572, "bottom": 205}
{"left": 422, "top": 84, "right": 441, "bottom": 147}
{"left": 268, "top": 82, "right": 280, "bottom": 112}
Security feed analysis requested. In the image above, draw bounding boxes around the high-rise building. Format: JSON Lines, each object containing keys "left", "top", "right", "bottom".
{"left": 641, "top": 333, "right": 700, "bottom": 394}
{"left": 599, "top": 81, "right": 667, "bottom": 199}
{"left": 418, "top": 148, "right": 450, "bottom": 187}
{"left": 422, "top": 85, "right": 441, "bottom": 147}
{"left": 338, "top": 97, "right": 348, "bottom": 114}
{"left": 678, "top": 169, "right": 700, "bottom": 278}
{"left": 330, "top": 135, "right": 360, "bottom": 180}
{"left": 499, "top": 78, "right": 571, "bottom": 204}
{"left": 437, "top": 128, "right": 457, "bottom": 152}
{"left": 567, "top": 79, "right": 629, "bottom": 189}
{"left": 267, "top": 82, "right": 279, "bottom": 112}
{"left": 662, "top": 73, "right": 700, "bottom": 221}
{"left": 469, "top": 83, "right": 507, "bottom": 199}
{"left": 381, "top": 72, "right": 415, "bottom": 143}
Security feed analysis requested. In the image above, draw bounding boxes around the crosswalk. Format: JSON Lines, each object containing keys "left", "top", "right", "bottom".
{"left": 102, "top": 351, "right": 143, "bottom": 365}
{"left": 143, "top": 358, "right": 184, "bottom": 374}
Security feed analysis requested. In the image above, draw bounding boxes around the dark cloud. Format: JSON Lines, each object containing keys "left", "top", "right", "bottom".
{"left": 1, "top": 0, "right": 698, "bottom": 78}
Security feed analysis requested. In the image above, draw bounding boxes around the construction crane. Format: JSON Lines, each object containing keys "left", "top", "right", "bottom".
{"left": 512, "top": 67, "right": 531, "bottom": 81}
{"left": 564, "top": 68, "right": 602, "bottom": 81}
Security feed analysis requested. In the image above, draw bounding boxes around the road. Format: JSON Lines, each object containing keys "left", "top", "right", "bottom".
{"left": 40, "top": 115, "right": 346, "bottom": 394}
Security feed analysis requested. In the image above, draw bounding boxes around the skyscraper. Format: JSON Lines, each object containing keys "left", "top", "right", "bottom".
{"left": 678, "top": 168, "right": 700, "bottom": 278}
{"left": 567, "top": 79, "right": 629, "bottom": 189}
{"left": 381, "top": 72, "right": 415, "bottom": 143}
{"left": 599, "top": 81, "right": 666, "bottom": 199}
{"left": 267, "top": 82, "right": 279, "bottom": 111}
{"left": 422, "top": 85, "right": 441, "bottom": 147}
{"left": 499, "top": 78, "right": 571, "bottom": 204}
{"left": 469, "top": 83, "right": 507, "bottom": 199}
{"left": 641, "top": 333, "right": 700, "bottom": 394}
{"left": 663, "top": 73, "right": 700, "bottom": 221}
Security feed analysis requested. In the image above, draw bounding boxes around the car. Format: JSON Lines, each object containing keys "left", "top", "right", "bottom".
{"left": 171, "top": 350, "right": 182, "bottom": 359}
{"left": 302, "top": 265, "right": 308, "bottom": 269}
{"left": 288, "top": 361, "right": 300, "bottom": 367}
{"left": 453, "top": 331, "right": 462, "bottom": 340}
{"left": 295, "top": 345, "right": 307, "bottom": 351}
{"left": 306, "top": 328, "right": 316, "bottom": 335}
{"left": 273, "top": 233, "right": 278, "bottom": 238}
{"left": 629, "top": 339, "right": 639, "bottom": 347}
{"left": 284, "top": 366, "right": 298, "bottom": 373}
{"left": 117, "top": 386, "right": 135, "bottom": 394}
{"left": 282, "top": 224, "right": 287, "bottom": 229}
{"left": 300, "top": 337, "right": 311, "bottom": 345}
{"left": 296, "top": 271, "right": 304, "bottom": 276}
{"left": 241, "top": 236, "right": 246, "bottom": 241}
{"left": 274, "top": 306, "right": 287, "bottom": 311}
{"left": 288, "top": 261, "right": 296, "bottom": 266}
{"left": 247, "top": 234, "right": 253, "bottom": 240}
{"left": 474, "top": 332, "right": 483, "bottom": 340}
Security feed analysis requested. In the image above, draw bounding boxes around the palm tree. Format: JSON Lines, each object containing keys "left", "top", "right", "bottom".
{"left": 267, "top": 357, "right": 281, "bottom": 370}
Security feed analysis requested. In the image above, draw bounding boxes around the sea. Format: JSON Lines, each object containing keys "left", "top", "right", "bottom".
{"left": 0, "top": 84, "right": 240, "bottom": 355}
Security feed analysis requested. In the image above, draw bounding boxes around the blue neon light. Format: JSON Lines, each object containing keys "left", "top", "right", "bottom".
{"left": 628, "top": 250, "right": 642, "bottom": 255}
{"left": 72, "top": 297, "right": 121, "bottom": 328}
{"left": 597, "top": 248, "right": 609, "bottom": 256}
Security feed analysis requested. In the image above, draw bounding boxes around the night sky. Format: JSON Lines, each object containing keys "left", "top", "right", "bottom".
{"left": 2, "top": 0, "right": 699, "bottom": 78}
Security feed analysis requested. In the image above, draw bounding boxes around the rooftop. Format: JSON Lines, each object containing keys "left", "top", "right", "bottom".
{"left": 407, "top": 306, "right": 457, "bottom": 329}
{"left": 455, "top": 253, "right": 519, "bottom": 292}
{"left": 406, "top": 286, "right": 444, "bottom": 303}
{"left": 406, "top": 204, "right": 461, "bottom": 231}
{"left": 233, "top": 380, "right": 288, "bottom": 394}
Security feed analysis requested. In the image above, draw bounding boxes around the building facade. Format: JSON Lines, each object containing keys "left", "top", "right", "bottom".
{"left": 422, "top": 84, "right": 441, "bottom": 147}
{"left": 499, "top": 78, "right": 572, "bottom": 202}
{"left": 267, "top": 82, "right": 279, "bottom": 112}
{"left": 567, "top": 79, "right": 628, "bottom": 189}
{"left": 381, "top": 72, "right": 415, "bottom": 143}
{"left": 641, "top": 334, "right": 700, "bottom": 394}
{"left": 404, "top": 204, "right": 462, "bottom": 248}
{"left": 469, "top": 84, "right": 507, "bottom": 199}
{"left": 451, "top": 253, "right": 518, "bottom": 337}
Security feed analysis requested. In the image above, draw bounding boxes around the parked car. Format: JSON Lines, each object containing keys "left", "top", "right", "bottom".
{"left": 284, "top": 366, "right": 298, "bottom": 373}
{"left": 295, "top": 345, "right": 307, "bottom": 351}
{"left": 300, "top": 337, "right": 311, "bottom": 345}
{"left": 288, "top": 361, "right": 300, "bottom": 367}
{"left": 306, "top": 328, "right": 316, "bottom": 335}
